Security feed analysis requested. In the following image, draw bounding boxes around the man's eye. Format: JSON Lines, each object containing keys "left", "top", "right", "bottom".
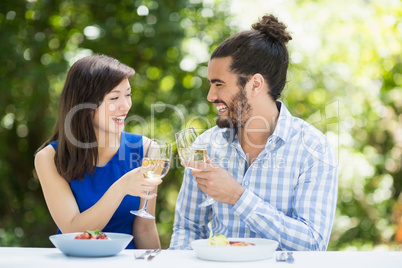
{"left": 216, "top": 84, "right": 222, "bottom": 87}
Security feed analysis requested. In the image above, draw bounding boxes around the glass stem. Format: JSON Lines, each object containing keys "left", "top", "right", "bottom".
{"left": 141, "top": 191, "right": 151, "bottom": 210}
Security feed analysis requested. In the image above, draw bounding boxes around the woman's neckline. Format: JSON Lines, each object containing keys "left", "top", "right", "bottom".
{"left": 95, "top": 132, "right": 124, "bottom": 168}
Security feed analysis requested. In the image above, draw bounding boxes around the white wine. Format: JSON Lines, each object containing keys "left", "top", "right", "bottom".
{"left": 142, "top": 157, "right": 171, "bottom": 180}
{"left": 177, "top": 148, "right": 207, "bottom": 162}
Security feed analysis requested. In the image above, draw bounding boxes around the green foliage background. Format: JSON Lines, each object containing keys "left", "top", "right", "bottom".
{"left": 0, "top": 0, "right": 401, "bottom": 250}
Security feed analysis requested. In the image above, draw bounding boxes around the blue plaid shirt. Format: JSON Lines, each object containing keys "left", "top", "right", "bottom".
{"left": 169, "top": 102, "right": 338, "bottom": 251}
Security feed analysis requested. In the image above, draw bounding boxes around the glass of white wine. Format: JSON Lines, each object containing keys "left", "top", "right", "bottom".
{"left": 175, "top": 127, "right": 214, "bottom": 207}
{"left": 130, "top": 139, "right": 172, "bottom": 219}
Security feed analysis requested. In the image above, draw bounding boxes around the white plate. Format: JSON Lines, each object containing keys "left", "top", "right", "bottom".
{"left": 49, "top": 232, "right": 133, "bottom": 257}
{"left": 191, "top": 238, "right": 278, "bottom": 262}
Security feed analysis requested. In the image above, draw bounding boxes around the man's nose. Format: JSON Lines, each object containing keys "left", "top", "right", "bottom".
{"left": 207, "top": 87, "right": 217, "bottom": 102}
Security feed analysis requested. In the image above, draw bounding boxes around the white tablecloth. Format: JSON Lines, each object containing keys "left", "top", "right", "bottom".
{"left": 0, "top": 247, "right": 401, "bottom": 268}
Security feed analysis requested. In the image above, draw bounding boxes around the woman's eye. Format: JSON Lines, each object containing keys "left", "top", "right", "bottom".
{"left": 110, "top": 97, "right": 118, "bottom": 100}
{"left": 126, "top": 93, "right": 132, "bottom": 97}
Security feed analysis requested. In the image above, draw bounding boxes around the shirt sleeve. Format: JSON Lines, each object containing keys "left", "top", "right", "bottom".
{"left": 232, "top": 142, "right": 338, "bottom": 251}
{"left": 169, "top": 167, "right": 213, "bottom": 250}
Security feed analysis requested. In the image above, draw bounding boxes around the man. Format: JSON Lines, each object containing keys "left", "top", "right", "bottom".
{"left": 169, "top": 14, "right": 338, "bottom": 251}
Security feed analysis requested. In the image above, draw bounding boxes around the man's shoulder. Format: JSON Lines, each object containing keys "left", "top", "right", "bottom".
{"left": 276, "top": 102, "right": 327, "bottom": 147}
{"left": 291, "top": 117, "right": 328, "bottom": 147}
{"left": 290, "top": 117, "right": 337, "bottom": 168}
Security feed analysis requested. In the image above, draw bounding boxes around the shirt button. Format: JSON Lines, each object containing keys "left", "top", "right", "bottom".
{"left": 244, "top": 181, "right": 249, "bottom": 186}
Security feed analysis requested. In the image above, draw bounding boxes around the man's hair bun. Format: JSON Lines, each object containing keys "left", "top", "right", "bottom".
{"left": 252, "top": 14, "right": 292, "bottom": 44}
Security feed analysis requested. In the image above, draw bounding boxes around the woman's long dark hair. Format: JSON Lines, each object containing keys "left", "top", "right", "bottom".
{"left": 36, "top": 55, "right": 135, "bottom": 182}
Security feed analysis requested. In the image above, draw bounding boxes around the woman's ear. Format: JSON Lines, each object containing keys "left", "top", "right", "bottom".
{"left": 250, "top": 73, "right": 265, "bottom": 97}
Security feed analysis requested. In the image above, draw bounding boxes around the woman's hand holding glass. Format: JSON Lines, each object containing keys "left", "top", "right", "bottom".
{"left": 175, "top": 127, "right": 214, "bottom": 207}
{"left": 130, "top": 139, "right": 172, "bottom": 219}
{"left": 117, "top": 165, "right": 162, "bottom": 200}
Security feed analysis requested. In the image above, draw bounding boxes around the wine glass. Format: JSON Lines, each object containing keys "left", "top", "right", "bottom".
{"left": 175, "top": 127, "right": 215, "bottom": 207}
{"left": 130, "top": 139, "right": 172, "bottom": 219}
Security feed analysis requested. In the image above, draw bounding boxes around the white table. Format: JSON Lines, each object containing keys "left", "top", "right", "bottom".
{"left": 0, "top": 247, "right": 401, "bottom": 268}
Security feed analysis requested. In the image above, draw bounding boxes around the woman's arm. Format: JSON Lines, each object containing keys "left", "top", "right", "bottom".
{"left": 132, "top": 186, "right": 161, "bottom": 249}
{"left": 132, "top": 136, "right": 162, "bottom": 249}
{"left": 34, "top": 144, "right": 160, "bottom": 233}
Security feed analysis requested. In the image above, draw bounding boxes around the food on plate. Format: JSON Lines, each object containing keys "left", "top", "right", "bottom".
{"left": 208, "top": 234, "right": 255, "bottom": 246}
{"left": 208, "top": 233, "right": 229, "bottom": 246}
{"left": 74, "top": 230, "right": 109, "bottom": 240}
{"left": 229, "top": 241, "right": 255, "bottom": 246}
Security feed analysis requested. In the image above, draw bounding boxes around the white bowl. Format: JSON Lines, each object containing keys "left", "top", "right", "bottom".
{"left": 49, "top": 232, "right": 133, "bottom": 257}
{"left": 191, "top": 238, "right": 278, "bottom": 262}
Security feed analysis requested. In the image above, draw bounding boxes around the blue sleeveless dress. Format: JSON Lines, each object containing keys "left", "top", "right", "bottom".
{"left": 49, "top": 132, "right": 143, "bottom": 249}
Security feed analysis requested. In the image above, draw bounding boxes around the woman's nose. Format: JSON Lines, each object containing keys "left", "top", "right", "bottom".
{"left": 120, "top": 97, "right": 131, "bottom": 110}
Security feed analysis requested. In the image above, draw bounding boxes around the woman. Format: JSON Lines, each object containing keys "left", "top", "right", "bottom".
{"left": 34, "top": 55, "right": 161, "bottom": 249}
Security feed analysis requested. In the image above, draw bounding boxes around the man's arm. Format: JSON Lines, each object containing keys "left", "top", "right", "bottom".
{"left": 169, "top": 168, "right": 212, "bottom": 250}
{"left": 234, "top": 167, "right": 337, "bottom": 250}
{"left": 232, "top": 142, "right": 338, "bottom": 251}
{"left": 185, "top": 141, "right": 338, "bottom": 250}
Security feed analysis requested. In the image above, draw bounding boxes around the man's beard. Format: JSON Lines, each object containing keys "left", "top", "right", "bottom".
{"left": 216, "top": 89, "right": 252, "bottom": 129}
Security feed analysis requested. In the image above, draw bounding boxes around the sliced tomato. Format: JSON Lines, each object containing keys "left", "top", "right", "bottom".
{"left": 229, "top": 241, "right": 255, "bottom": 246}
{"left": 74, "top": 230, "right": 109, "bottom": 240}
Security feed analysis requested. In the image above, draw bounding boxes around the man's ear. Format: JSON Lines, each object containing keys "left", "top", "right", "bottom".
{"left": 250, "top": 73, "right": 265, "bottom": 97}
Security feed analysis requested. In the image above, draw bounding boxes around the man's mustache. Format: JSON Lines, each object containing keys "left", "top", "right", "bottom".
{"left": 213, "top": 100, "right": 227, "bottom": 106}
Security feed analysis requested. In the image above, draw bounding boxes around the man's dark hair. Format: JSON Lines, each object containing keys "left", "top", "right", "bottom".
{"left": 211, "top": 14, "right": 292, "bottom": 100}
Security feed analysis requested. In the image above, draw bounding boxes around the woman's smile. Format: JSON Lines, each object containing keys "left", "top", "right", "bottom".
{"left": 112, "top": 114, "right": 127, "bottom": 125}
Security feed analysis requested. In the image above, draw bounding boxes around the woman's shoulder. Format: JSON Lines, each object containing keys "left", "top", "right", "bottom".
{"left": 142, "top": 136, "right": 156, "bottom": 150}
{"left": 142, "top": 135, "right": 150, "bottom": 145}
{"left": 34, "top": 144, "right": 56, "bottom": 167}
{"left": 122, "top": 132, "right": 143, "bottom": 145}
{"left": 121, "top": 132, "right": 143, "bottom": 155}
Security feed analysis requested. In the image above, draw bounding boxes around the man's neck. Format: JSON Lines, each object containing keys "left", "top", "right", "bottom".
{"left": 238, "top": 103, "right": 279, "bottom": 163}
